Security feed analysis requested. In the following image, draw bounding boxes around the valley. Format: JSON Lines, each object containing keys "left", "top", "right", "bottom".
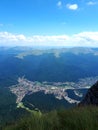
{"left": 10, "top": 76, "right": 98, "bottom": 111}
{"left": 1, "top": 47, "right": 98, "bottom": 124}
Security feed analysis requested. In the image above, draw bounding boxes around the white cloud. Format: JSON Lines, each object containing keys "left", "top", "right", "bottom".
{"left": 66, "top": 4, "right": 78, "bottom": 10}
{"left": 0, "top": 32, "right": 69, "bottom": 46}
{"left": 0, "top": 31, "right": 98, "bottom": 47}
{"left": 68, "top": 32, "right": 98, "bottom": 47}
{"left": 87, "top": 1, "right": 97, "bottom": 5}
{"left": 57, "top": 1, "right": 62, "bottom": 8}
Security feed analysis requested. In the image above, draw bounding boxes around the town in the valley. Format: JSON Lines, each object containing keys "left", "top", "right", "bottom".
{"left": 10, "top": 76, "right": 98, "bottom": 106}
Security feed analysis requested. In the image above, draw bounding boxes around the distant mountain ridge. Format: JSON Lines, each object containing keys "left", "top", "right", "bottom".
{"left": 1, "top": 47, "right": 98, "bottom": 86}
{"left": 16, "top": 47, "right": 98, "bottom": 59}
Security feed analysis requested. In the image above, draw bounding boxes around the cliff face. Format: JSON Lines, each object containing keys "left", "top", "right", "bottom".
{"left": 80, "top": 81, "right": 98, "bottom": 106}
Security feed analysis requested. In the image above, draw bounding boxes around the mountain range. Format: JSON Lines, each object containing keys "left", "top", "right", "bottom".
{"left": 1, "top": 47, "right": 98, "bottom": 128}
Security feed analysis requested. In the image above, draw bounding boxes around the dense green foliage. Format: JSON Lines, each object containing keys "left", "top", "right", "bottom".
{"left": 3, "top": 106, "right": 98, "bottom": 130}
{"left": 0, "top": 87, "right": 16, "bottom": 125}
{"left": 22, "top": 91, "right": 74, "bottom": 112}
{"left": 0, "top": 87, "right": 29, "bottom": 127}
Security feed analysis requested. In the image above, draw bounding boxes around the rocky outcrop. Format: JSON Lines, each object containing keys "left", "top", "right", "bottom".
{"left": 79, "top": 81, "right": 98, "bottom": 106}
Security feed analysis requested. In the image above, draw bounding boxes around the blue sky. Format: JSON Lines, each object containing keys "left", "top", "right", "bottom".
{"left": 0, "top": 0, "right": 98, "bottom": 46}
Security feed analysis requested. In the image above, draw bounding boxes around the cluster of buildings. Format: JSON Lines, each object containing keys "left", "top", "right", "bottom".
{"left": 10, "top": 76, "right": 98, "bottom": 105}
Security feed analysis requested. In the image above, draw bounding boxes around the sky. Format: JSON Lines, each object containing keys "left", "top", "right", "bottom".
{"left": 0, "top": 0, "right": 98, "bottom": 47}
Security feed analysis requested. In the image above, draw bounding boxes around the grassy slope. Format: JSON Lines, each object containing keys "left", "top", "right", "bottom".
{"left": 3, "top": 106, "right": 98, "bottom": 130}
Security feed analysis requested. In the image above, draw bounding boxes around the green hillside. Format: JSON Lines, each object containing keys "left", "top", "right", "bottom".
{"left": 1, "top": 47, "right": 98, "bottom": 84}
{"left": 3, "top": 106, "right": 98, "bottom": 130}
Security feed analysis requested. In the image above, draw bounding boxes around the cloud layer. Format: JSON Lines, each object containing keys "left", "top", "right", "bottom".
{"left": 0, "top": 32, "right": 98, "bottom": 47}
